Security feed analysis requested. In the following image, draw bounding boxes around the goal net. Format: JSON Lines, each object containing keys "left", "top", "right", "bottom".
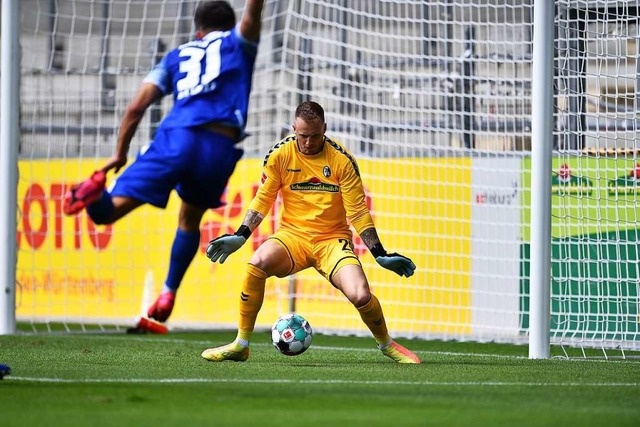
{"left": 549, "top": 0, "right": 639, "bottom": 354}
{"left": 14, "top": 0, "right": 639, "bottom": 354}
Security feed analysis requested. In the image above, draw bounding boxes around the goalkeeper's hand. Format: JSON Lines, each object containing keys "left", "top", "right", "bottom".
{"left": 206, "top": 234, "right": 246, "bottom": 264}
{"left": 375, "top": 253, "right": 416, "bottom": 277}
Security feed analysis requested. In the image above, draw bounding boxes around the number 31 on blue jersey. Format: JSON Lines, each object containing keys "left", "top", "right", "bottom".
{"left": 176, "top": 39, "right": 221, "bottom": 100}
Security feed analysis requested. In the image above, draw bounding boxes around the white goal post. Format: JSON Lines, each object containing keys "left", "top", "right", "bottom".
{"left": 0, "top": 0, "right": 20, "bottom": 336}
{"left": 2, "top": 0, "right": 639, "bottom": 358}
{"left": 529, "top": 0, "right": 555, "bottom": 359}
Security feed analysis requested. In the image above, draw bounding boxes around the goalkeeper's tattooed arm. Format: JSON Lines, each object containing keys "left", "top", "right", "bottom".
{"left": 233, "top": 209, "right": 264, "bottom": 240}
{"left": 241, "top": 209, "right": 265, "bottom": 234}
{"left": 360, "top": 227, "right": 383, "bottom": 256}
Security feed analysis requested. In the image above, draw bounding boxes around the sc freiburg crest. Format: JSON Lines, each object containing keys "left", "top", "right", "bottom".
{"left": 323, "top": 166, "right": 331, "bottom": 178}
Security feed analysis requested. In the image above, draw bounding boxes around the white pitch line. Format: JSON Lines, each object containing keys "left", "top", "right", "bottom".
{"left": 20, "top": 334, "right": 640, "bottom": 362}
{"left": 6, "top": 376, "right": 639, "bottom": 387}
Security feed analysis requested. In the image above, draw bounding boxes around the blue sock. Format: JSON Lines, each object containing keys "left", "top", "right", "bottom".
{"left": 86, "top": 192, "right": 115, "bottom": 225}
{"left": 164, "top": 228, "right": 200, "bottom": 292}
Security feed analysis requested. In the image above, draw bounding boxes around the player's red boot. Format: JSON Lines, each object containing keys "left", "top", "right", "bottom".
{"left": 147, "top": 291, "right": 175, "bottom": 322}
{"left": 133, "top": 317, "right": 168, "bottom": 334}
{"left": 63, "top": 171, "right": 107, "bottom": 215}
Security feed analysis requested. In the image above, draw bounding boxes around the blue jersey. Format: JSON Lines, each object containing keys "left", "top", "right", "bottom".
{"left": 144, "top": 26, "right": 258, "bottom": 135}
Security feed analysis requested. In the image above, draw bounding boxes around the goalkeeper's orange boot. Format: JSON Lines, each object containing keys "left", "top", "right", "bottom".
{"left": 201, "top": 342, "right": 250, "bottom": 362}
{"left": 147, "top": 291, "right": 175, "bottom": 322}
{"left": 63, "top": 170, "right": 107, "bottom": 215}
{"left": 380, "top": 340, "right": 421, "bottom": 364}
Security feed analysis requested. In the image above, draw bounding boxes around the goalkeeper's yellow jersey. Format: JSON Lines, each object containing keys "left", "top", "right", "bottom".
{"left": 249, "top": 134, "right": 375, "bottom": 242}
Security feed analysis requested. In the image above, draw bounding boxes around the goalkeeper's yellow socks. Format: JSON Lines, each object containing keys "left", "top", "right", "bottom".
{"left": 356, "top": 294, "right": 391, "bottom": 346}
{"left": 201, "top": 264, "right": 267, "bottom": 362}
{"left": 237, "top": 263, "right": 268, "bottom": 338}
{"left": 234, "top": 330, "right": 252, "bottom": 348}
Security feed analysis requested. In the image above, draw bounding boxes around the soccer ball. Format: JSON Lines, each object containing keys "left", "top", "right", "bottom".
{"left": 271, "top": 313, "right": 313, "bottom": 356}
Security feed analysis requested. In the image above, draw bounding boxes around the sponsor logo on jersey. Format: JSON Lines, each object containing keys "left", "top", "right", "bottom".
{"left": 551, "top": 164, "right": 593, "bottom": 195}
{"left": 323, "top": 166, "right": 331, "bottom": 178}
{"left": 608, "top": 164, "right": 640, "bottom": 195}
{"left": 286, "top": 168, "right": 302, "bottom": 172}
{"left": 290, "top": 177, "right": 339, "bottom": 192}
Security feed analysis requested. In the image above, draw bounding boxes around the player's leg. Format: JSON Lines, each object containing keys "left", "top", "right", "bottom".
{"left": 144, "top": 126, "right": 240, "bottom": 324}
{"left": 147, "top": 202, "right": 207, "bottom": 322}
{"left": 327, "top": 244, "right": 420, "bottom": 364}
{"left": 330, "top": 263, "right": 389, "bottom": 342}
{"left": 88, "top": 194, "right": 144, "bottom": 224}
{"left": 63, "top": 170, "right": 144, "bottom": 221}
{"left": 202, "top": 233, "right": 304, "bottom": 362}
{"left": 65, "top": 130, "right": 181, "bottom": 221}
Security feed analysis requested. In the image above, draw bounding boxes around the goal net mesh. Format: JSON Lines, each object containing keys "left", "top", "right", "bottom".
{"left": 551, "top": 0, "right": 639, "bottom": 352}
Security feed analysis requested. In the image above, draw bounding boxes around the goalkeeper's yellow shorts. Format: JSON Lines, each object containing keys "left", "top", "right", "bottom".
{"left": 267, "top": 229, "right": 362, "bottom": 283}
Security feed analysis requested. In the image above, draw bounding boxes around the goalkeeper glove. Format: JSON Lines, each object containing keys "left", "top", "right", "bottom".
{"left": 206, "top": 226, "right": 251, "bottom": 264}
{"left": 371, "top": 243, "right": 416, "bottom": 277}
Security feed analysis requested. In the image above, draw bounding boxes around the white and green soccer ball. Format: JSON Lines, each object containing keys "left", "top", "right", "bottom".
{"left": 271, "top": 313, "right": 313, "bottom": 356}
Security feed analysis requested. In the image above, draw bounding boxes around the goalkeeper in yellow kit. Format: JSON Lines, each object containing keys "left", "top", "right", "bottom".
{"left": 202, "top": 101, "right": 420, "bottom": 363}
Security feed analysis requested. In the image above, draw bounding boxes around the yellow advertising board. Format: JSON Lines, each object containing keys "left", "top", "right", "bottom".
{"left": 17, "top": 157, "right": 472, "bottom": 335}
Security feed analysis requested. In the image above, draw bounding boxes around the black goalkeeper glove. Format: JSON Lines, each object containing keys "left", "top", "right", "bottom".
{"left": 375, "top": 253, "right": 416, "bottom": 277}
{"left": 370, "top": 243, "right": 416, "bottom": 277}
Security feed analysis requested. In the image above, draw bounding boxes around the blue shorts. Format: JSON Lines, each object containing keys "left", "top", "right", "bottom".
{"left": 109, "top": 126, "right": 243, "bottom": 209}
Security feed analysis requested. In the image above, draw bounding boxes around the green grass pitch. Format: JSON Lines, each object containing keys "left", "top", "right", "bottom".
{"left": 1, "top": 330, "right": 639, "bottom": 427}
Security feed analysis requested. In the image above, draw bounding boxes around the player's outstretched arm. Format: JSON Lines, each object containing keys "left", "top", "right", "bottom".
{"left": 360, "top": 228, "right": 416, "bottom": 278}
{"left": 102, "top": 82, "right": 162, "bottom": 174}
{"left": 206, "top": 209, "right": 265, "bottom": 264}
{"left": 239, "top": 0, "right": 265, "bottom": 42}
